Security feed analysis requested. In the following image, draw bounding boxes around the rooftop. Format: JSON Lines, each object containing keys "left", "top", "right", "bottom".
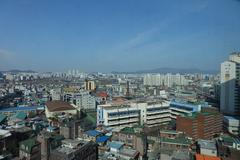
{"left": 96, "top": 136, "right": 110, "bottom": 143}
{"left": 160, "top": 137, "right": 191, "bottom": 146}
{"left": 224, "top": 116, "right": 240, "bottom": 121}
{"left": 86, "top": 130, "right": 102, "bottom": 137}
{"left": 0, "top": 114, "right": 6, "bottom": 123}
{"left": 109, "top": 141, "right": 124, "bottom": 149}
{"left": 0, "top": 106, "right": 44, "bottom": 112}
{"left": 195, "top": 154, "right": 221, "bottom": 160}
{"left": 198, "top": 139, "right": 216, "bottom": 150}
{"left": 46, "top": 100, "right": 76, "bottom": 112}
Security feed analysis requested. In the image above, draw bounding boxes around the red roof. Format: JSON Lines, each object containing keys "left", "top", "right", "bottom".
{"left": 97, "top": 92, "right": 108, "bottom": 97}
{"left": 195, "top": 154, "right": 221, "bottom": 160}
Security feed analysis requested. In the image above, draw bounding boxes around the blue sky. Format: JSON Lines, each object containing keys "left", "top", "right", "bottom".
{"left": 0, "top": 0, "right": 240, "bottom": 72}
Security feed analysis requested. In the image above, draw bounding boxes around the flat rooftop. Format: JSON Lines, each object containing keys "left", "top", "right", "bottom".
{"left": 198, "top": 139, "right": 216, "bottom": 150}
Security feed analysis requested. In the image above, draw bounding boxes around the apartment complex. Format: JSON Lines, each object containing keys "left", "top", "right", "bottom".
{"left": 220, "top": 52, "right": 240, "bottom": 115}
{"left": 63, "top": 90, "right": 96, "bottom": 110}
{"left": 143, "top": 73, "right": 189, "bottom": 87}
{"left": 176, "top": 110, "right": 223, "bottom": 140}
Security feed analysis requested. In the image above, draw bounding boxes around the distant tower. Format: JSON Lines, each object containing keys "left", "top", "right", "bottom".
{"left": 85, "top": 79, "right": 96, "bottom": 91}
{"left": 126, "top": 81, "right": 130, "bottom": 97}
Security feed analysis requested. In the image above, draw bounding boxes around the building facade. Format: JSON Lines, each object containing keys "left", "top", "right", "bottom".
{"left": 176, "top": 111, "right": 223, "bottom": 140}
{"left": 220, "top": 52, "right": 240, "bottom": 115}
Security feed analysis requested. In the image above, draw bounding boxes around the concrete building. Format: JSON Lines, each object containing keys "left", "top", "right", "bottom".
{"left": 197, "top": 139, "right": 217, "bottom": 157}
{"left": 169, "top": 100, "right": 202, "bottom": 119}
{"left": 49, "top": 139, "right": 98, "bottom": 160}
{"left": 60, "top": 120, "right": 81, "bottom": 139}
{"left": 176, "top": 111, "right": 223, "bottom": 140}
{"left": 62, "top": 90, "right": 96, "bottom": 110}
{"left": 85, "top": 80, "right": 96, "bottom": 91}
{"left": 97, "top": 101, "right": 171, "bottom": 128}
{"left": 143, "top": 73, "right": 188, "bottom": 87}
{"left": 223, "top": 116, "right": 240, "bottom": 136}
{"left": 37, "top": 131, "right": 64, "bottom": 160}
{"left": 112, "top": 126, "right": 147, "bottom": 158}
{"left": 97, "top": 100, "right": 205, "bottom": 128}
{"left": 19, "top": 138, "right": 41, "bottom": 160}
{"left": 74, "top": 90, "right": 96, "bottom": 110}
{"left": 220, "top": 52, "right": 240, "bottom": 115}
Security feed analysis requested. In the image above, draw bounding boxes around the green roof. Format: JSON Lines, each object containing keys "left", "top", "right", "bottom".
{"left": 160, "top": 137, "right": 191, "bottom": 146}
{"left": 0, "top": 114, "right": 6, "bottom": 123}
{"left": 20, "top": 138, "right": 40, "bottom": 154}
{"left": 15, "top": 112, "right": 27, "bottom": 120}
{"left": 121, "top": 127, "right": 135, "bottom": 134}
{"left": 160, "top": 130, "right": 178, "bottom": 134}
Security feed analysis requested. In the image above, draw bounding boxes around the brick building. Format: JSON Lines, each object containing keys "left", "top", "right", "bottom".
{"left": 176, "top": 109, "right": 223, "bottom": 140}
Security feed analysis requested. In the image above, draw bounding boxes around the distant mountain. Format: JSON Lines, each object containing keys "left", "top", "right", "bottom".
{"left": 112, "top": 67, "right": 219, "bottom": 74}
{"left": 1, "top": 69, "right": 37, "bottom": 73}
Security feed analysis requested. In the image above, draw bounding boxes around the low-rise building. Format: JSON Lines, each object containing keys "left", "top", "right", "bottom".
{"left": 197, "top": 139, "right": 217, "bottom": 157}
{"left": 112, "top": 126, "right": 147, "bottom": 158}
{"left": 45, "top": 101, "right": 77, "bottom": 118}
{"left": 49, "top": 139, "right": 98, "bottom": 160}
{"left": 19, "top": 138, "right": 41, "bottom": 160}
{"left": 223, "top": 116, "right": 240, "bottom": 136}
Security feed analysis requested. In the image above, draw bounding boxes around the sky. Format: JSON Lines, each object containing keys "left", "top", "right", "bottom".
{"left": 0, "top": 0, "right": 240, "bottom": 72}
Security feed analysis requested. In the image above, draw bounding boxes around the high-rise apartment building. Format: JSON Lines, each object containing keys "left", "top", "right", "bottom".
{"left": 220, "top": 52, "right": 240, "bottom": 115}
{"left": 143, "top": 74, "right": 188, "bottom": 87}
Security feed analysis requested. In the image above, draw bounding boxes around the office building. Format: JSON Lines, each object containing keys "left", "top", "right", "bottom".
{"left": 220, "top": 52, "right": 240, "bottom": 115}
{"left": 176, "top": 110, "right": 223, "bottom": 140}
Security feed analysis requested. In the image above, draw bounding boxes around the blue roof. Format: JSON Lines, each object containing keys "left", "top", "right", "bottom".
{"left": 86, "top": 130, "right": 102, "bottom": 137}
{"left": 96, "top": 136, "right": 110, "bottom": 143}
{"left": 109, "top": 141, "right": 124, "bottom": 149}
{"left": 0, "top": 106, "right": 45, "bottom": 112}
{"left": 170, "top": 101, "right": 201, "bottom": 112}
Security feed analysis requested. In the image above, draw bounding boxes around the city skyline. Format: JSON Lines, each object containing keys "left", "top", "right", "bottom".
{"left": 0, "top": 0, "right": 240, "bottom": 72}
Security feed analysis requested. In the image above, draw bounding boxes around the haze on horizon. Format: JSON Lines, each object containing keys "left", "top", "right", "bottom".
{"left": 0, "top": 0, "right": 240, "bottom": 73}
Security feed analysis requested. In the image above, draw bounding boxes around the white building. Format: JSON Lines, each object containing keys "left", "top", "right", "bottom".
{"left": 143, "top": 74, "right": 188, "bottom": 87}
{"left": 224, "top": 116, "right": 240, "bottom": 136}
{"left": 220, "top": 52, "right": 240, "bottom": 115}
{"left": 75, "top": 90, "right": 96, "bottom": 110}
{"left": 97, "top": 101, "right": 171, "bottom": 128}
{"left": 62, "top": 90, "right": 96, "bottom": 110}
{"left": 197, "top": 139, "right": 217, "bottom": 157}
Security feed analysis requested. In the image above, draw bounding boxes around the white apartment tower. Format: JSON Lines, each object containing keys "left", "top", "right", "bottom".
{"left": 220, "top": 52, "right": 240, "bottom": 115}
